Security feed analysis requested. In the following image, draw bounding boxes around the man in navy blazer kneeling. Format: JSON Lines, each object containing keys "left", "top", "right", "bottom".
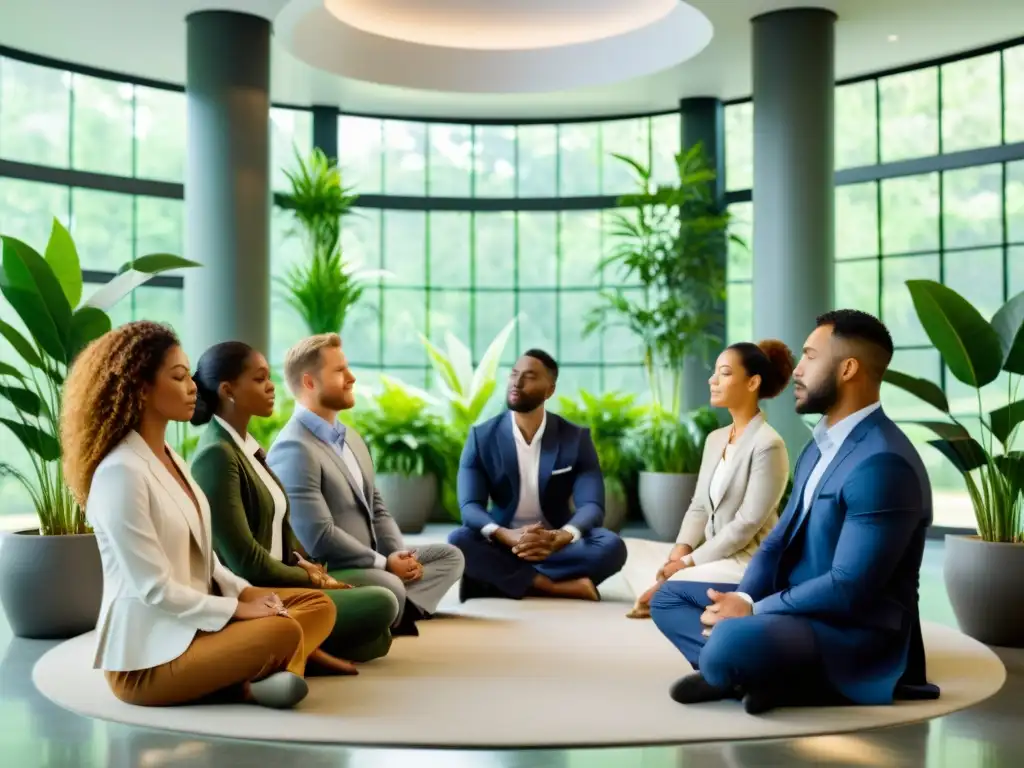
{"left": 449, "top": 349, "right": 627, "bottom": 601}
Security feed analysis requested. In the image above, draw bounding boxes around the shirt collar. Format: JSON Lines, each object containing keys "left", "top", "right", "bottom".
{"left": 511, "top": 409, "right": 546, "bottom": 449}
{"left": 213, "top": 414, "right": 262, "bottom": 457}
{"left": 812, "top": 401, "right": 882, "bottom": 453}
{"left": 296, "top": 404, "right": 347, "bottom": 447}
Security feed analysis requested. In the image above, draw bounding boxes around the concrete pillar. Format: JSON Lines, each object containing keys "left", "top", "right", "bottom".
{"left": 184, "top": 11, "right": 271, "bottom": 358}
{"left": 751, "top": 8, "right": 837, "bottom": 453}
{"left": 679, "top": 97, "right": 726, "bottom": 415}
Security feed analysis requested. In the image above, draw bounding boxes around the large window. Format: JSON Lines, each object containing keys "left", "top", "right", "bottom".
{"left": 724, "top": 41, "right": 1024, "bottom": 528}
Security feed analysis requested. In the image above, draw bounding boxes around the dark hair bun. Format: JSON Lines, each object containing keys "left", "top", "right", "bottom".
{"left": 756, "top": 339, "right": 795, "bottom": 399}
{"left": 189, "top": 373, "right": 217, "bottom": 426}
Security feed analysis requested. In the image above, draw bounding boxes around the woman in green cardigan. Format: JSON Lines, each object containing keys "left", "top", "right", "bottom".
{"left": 189, "top": 342, "right": 398, "bottom": 671}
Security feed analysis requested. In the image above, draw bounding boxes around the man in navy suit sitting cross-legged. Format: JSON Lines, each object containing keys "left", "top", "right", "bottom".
{"left": 448, "top": 349, "right": 627, "bottom": 602}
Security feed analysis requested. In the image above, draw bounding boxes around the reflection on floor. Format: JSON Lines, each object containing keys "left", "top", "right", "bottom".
{"left": 0, "top": 533, "right": 1022, "bottom": 768}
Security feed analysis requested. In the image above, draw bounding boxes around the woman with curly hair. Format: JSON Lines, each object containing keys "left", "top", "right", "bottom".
{"left": 622, "top": 340, "right": 795, "bottom": 619}
{"left": 189, "top": 341, "right": 399, "bottom": 671}
{"left": 61, "top": 320, "right": 336, "bottom": 709}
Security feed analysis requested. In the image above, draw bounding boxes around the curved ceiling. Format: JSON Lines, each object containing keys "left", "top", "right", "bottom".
{"left": 274, "top": 0, "right": 712, "bottom": 93}
{"left": 0, "top": 0, "right": 1022, "bottom": 119}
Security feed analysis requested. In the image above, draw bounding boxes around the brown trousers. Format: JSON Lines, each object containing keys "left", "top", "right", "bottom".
{"left": 105, "top": 588, "right": 335, "bottom": 707}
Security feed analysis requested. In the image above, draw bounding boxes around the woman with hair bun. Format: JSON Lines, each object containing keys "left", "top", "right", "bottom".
{"left": 189, "top": 341, "right": 398, "bottom": 671}
{"left": 625, "top": 339, "right": 795, "bottom": 618}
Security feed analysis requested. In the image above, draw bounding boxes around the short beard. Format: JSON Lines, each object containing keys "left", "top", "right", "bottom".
{"left": 320, "top": 390, "right": 354, "bottom": 412}
{"left": 795, "top": 375, "right": 839, "bottom": 415}
{"left": 507, "top": 392, "right": 545, "bottom": 413}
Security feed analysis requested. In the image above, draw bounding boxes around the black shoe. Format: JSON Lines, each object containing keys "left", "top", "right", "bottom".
{"left": 391, "top": 600, "right": 423, "bottom": 636}
{"left": 742, "top": 689, "right": 778, "bottom": 715}
{"left": 669, "top": 673, "right": 739, "bottom": 704}
{"left": 459, "top": 576, "right": 501, "bottom": 602}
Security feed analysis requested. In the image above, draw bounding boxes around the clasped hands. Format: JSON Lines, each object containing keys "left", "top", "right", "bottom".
{"left": 234, "top": 588, "right": 290, "bottom": 620}
{"left": 386, "top": 550, "right": 423, "bottom": 582}
{"left": 294, "top": 552, "right": 352, "bottom": 590}
{"left": 699, "top": 588, "right": 752, "bottom": 637}
{"left": 499, "top": 523, "right": 572, "bottom": 561}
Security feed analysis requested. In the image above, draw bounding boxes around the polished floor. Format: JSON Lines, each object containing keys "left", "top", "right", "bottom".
{"left": 1, "top": 536, "right": 1021, "bottom": 768}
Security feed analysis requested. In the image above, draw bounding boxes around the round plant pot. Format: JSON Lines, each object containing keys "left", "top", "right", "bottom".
{"left": 603, "top": 481, "right": 629, "bottom": 533}
{"left": 376, "top": 473, "right": 439, "bottom": 534}
{"left": 638, "top": 471, "right": 698, "bottom": 541}
{"left": 0, "top": 530, "right": 102, "bottom": 639}
{"left": 944, "top": 534, "right": 1024, "bottom": 647}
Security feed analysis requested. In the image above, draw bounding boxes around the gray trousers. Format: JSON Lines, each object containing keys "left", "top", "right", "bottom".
{"left": 334, "top": 543, "right": 465, "bottom": 623}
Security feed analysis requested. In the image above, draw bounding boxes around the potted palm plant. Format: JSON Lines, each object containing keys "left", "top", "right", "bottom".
{"left": 0, "top": 219, "right": 199, "bottom": 638}
{"left": 277, "top": 147, "right": 390, "bottom": 335}
{"left": 883, "top": 279, "right": 1024, "bottom": 647}
{"left": 350, "top": 375, "right": 461, "bottom": 534}
{"left": 556, "top": 389, "right": 646, "bottom": 531}
{"left": 627, "top": 406, "right": 720, "bottom": 541}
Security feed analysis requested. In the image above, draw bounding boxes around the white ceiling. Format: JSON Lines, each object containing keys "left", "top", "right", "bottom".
{"left": 0, "top": 0, "right": 1022, "bottom": 119}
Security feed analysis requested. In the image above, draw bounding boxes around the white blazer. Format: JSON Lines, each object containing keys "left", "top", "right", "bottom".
{"left": 87, "top": 431, "right": 250, "bottom": 672}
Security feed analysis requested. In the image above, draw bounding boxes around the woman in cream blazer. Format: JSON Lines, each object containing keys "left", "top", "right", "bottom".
{"left": 625, "top": 340, "right": 795, "bottom": 618}
{"left": 61, "top": 321, "right": 336, "bottom": 709}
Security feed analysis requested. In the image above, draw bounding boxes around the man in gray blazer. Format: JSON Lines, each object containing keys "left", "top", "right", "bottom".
{"left": 267, "top": 334, "right": 464, "bottom": 636}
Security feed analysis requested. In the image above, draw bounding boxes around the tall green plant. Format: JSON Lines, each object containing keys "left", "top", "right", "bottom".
{"left": 0, "top": 219, "right": 200, "bottom": 534}
{"left": 278, "top": 147, "right": 359, "bottom": 260}
{"left": 883, "top": 279, "right": 1024, "bottom": 543}
{"left": 556, "top": 389, "right": 646, "bottom": 494}
{"left": 585, "top": 143, "right": 738, "bottom": 417}
{"left": 625, "top": 406, "right": 719, "bottom": 475}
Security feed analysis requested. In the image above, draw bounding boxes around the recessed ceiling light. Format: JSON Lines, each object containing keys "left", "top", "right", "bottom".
{"left": 888, "top": 34, "right": 899, "bottom": 42}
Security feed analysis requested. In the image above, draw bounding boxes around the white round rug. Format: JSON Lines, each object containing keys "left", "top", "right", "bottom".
{"left": 33, "top": 587, "right": 1006, "bottom": 748}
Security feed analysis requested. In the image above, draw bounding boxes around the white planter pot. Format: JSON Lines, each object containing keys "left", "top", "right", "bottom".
{"left": 944, "top": 534, "right": 1024, "bottom": 647}
{"left": 638, "top": 471, "right": 698, "bottom": 542}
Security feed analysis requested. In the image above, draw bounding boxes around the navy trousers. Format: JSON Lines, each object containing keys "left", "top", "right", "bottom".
{"left": 447, "top": 526, "right": 627, "bottom": 599}
{"left": 650, "top": 580, "right": 842, "bottom": 703}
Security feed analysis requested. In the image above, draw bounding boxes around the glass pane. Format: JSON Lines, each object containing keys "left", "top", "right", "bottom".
{"left": 338, "top": 116, "right": 383, "bottom": 194}
{"left": 429, "top": 211, "right": 471, "bottom": 288}
{"left": 879, "top": 68, "right": 939, "bottom": 162}
{"left": 1008, "top": 246, "right": 1024, "bottom": 299}
{"left": 518, "top": 290, "right": 558, "bottom": 355}
{"left": 270, "top": 108, "right": 313, "bottom": 194}
{"left": 881, "top": 173, "right": 940, "bottom": 254}
{"left": 130, "top": 284, "right": 184, "bottom": 328}
{"left": 559, "top": 289, "right": 603, "bottom": 364}
{"left": 0, "top": 177, "right": 69, "bottom": 247}
{"left": 603, "top": 365, "right": 648, "bottom": 399}
{"left": 269, "top": 206, "right": 308, "bottom": 365}
{"left": 428, "top": 288, "right": 471, "bottom": 350}
{"left": 944, "top": 247, "right": 1004, "bottom": 320}
{"left": 834, "top": 260, "right": 879, "bottom": 316}
{"left": 601, "top": 288, "right": 646, "bottom": 363}
{"left": 474, "top": 125, "right": 515, "bottom": 197}
{"left": 601, "top": 118, "right": 649, "bottom": 195}
{"left": 0, "top": 58, "right": 70, "bottom": 167}
{"left": 943, "top": 164, "right": 1003, "bottom": 250}
{"left": 560, "top": 210, "right": 602, "bottom": 288}
{"left": 341, "top": 209, "right": 382, "bottom": 269}
{"left": 727, "top": 201, "right": 753, "bottom": 280}
{"left": 558, "top": 122, "right": 600, "bottom": 197}
{"left": 941, "top": 53, "right": 1001, "bottom": 153}
{"left": 135, "top": 196, "right": 183, "bottom": 257}
{"left": 727, "top": 281, "right": 753, "bottom": 345}
{"left": 71, "top": 74, "right": 133, "bottom": 176}
{"left": 518, "top": 124, "right": 557, "bottom": 197}
{"left": 835, "top": 81, "right": 877, "bottom": 169}
{"left": 836, "top": 182, "right": 879, "bottom": 260}
{"left": 135, "top": 87, "right": 185, "bottom": 182}
{"left": 1006, "top": 45, "right": 1024, "bottom": 144}
{"left": 70, "top": 188, "right": 133, "bottom": 272}
{"left": 428, "top": 123, "right": 472, "bottom": 197}
{"left": 882, "top": 254, "right": 941, "bottom": 346}
{"left": 383, "top": 120, "right": 426, "bottom": 196}
{"left": 341, "top": 285, "right": 382, "bottom": 367}
{"left": 883, "top": 348, "right": 942, "bottom": 421}
{"left": 474, "top": 212, "right": 515, "bottom": 288}
{"left": 383, "top": 211, "right": 426, "bottom": 285}
{"left": 517, "top": 212, "right": 557, "bottom": 288}
{"left": 724, "top": 102, "right": 753, "bottom": 192}
{"left": 474, "top": 289, "right": 517, "bottom": 364}
{"left": 1007, "top": 159, "right": 1024, "bottom": 244}
{"left": 601, "top": 207, "right": 644, "bottom": 287}
{"left": 650, "top": 112, "right": 681, "bottom": 187}
{"left": 382, "top": 288, "right": 426, "bottom": 365}
{"left": 554, "top": 365, "right": 603, "bottom": 403}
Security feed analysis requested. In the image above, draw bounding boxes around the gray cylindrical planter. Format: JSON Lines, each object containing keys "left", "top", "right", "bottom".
{"left": 376, "top": 473, "right": 438, "bottom": 534}
{"left": 944, "top": 535, "right": 1024, "bottom": 647}
{"left": 0, "top": 530, "right": 102, "bottom": 639}
{"left": 603, "top": 481, "right": 629, "bottom": 533}
{"left": 638, "top": 471, "right": 698, "bottom": 541}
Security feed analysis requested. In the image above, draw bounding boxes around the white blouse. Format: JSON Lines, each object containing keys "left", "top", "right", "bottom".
{"left": 708, "top": 442, "right": 736, "bottom": 510}
{"left": 213, "top": 415, "right": 289, "bottom": 560}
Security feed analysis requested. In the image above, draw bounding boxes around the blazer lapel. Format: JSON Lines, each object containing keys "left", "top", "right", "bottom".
{"left": 498, "top": 414, "right": 521, "bottom": 508}
{"left": 702, "top": 428, "right": 729, "bottom": 510}
{"left": 538, "top": 416, "right": 561, "bottom": 499}
{"left": 708, "top": 415, "right": 765, "bottom": 510}
{"left": 311, "top": 430, "right": 371, "bottom": 514}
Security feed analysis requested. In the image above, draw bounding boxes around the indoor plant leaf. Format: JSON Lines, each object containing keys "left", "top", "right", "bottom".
{"left": 43, "top": 218, "right": 82, "bottom": 309}
{"left": 118, "top": 253, "right": 203, "bottom": 275}
{"left": 69, "top": 306, "right": 113, "bottom": 360}
{"left": 991, "top": 290, "right": 1024, "bottom": 374}
{"left": 0, "top": 417, "right": 60, "bottom": 461}
{"left": 882, "top": 369, "right": 950, "bottom": 413}
{"left": 0, "top": 319, "right": 43, "bottom": 370}
{"left": 906, "top": 279, "right": 1003, "bottom": 387}
{"left": 911, "top": 420, "right": 972, "bottom": 442}
{"left": 928, "top": 437, "right": 988, "bottom": 473}
{"left": 0, "top": 235, "right": 72, "bottom": 363}
{"left": 989, "top": 400, "right": 1024, "bottom": 447}
{"left": 0, "top": 360, "right": 25, "bottom": 380}
{"left": 0, "top": 384, "right": 43, "bottom": 416}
